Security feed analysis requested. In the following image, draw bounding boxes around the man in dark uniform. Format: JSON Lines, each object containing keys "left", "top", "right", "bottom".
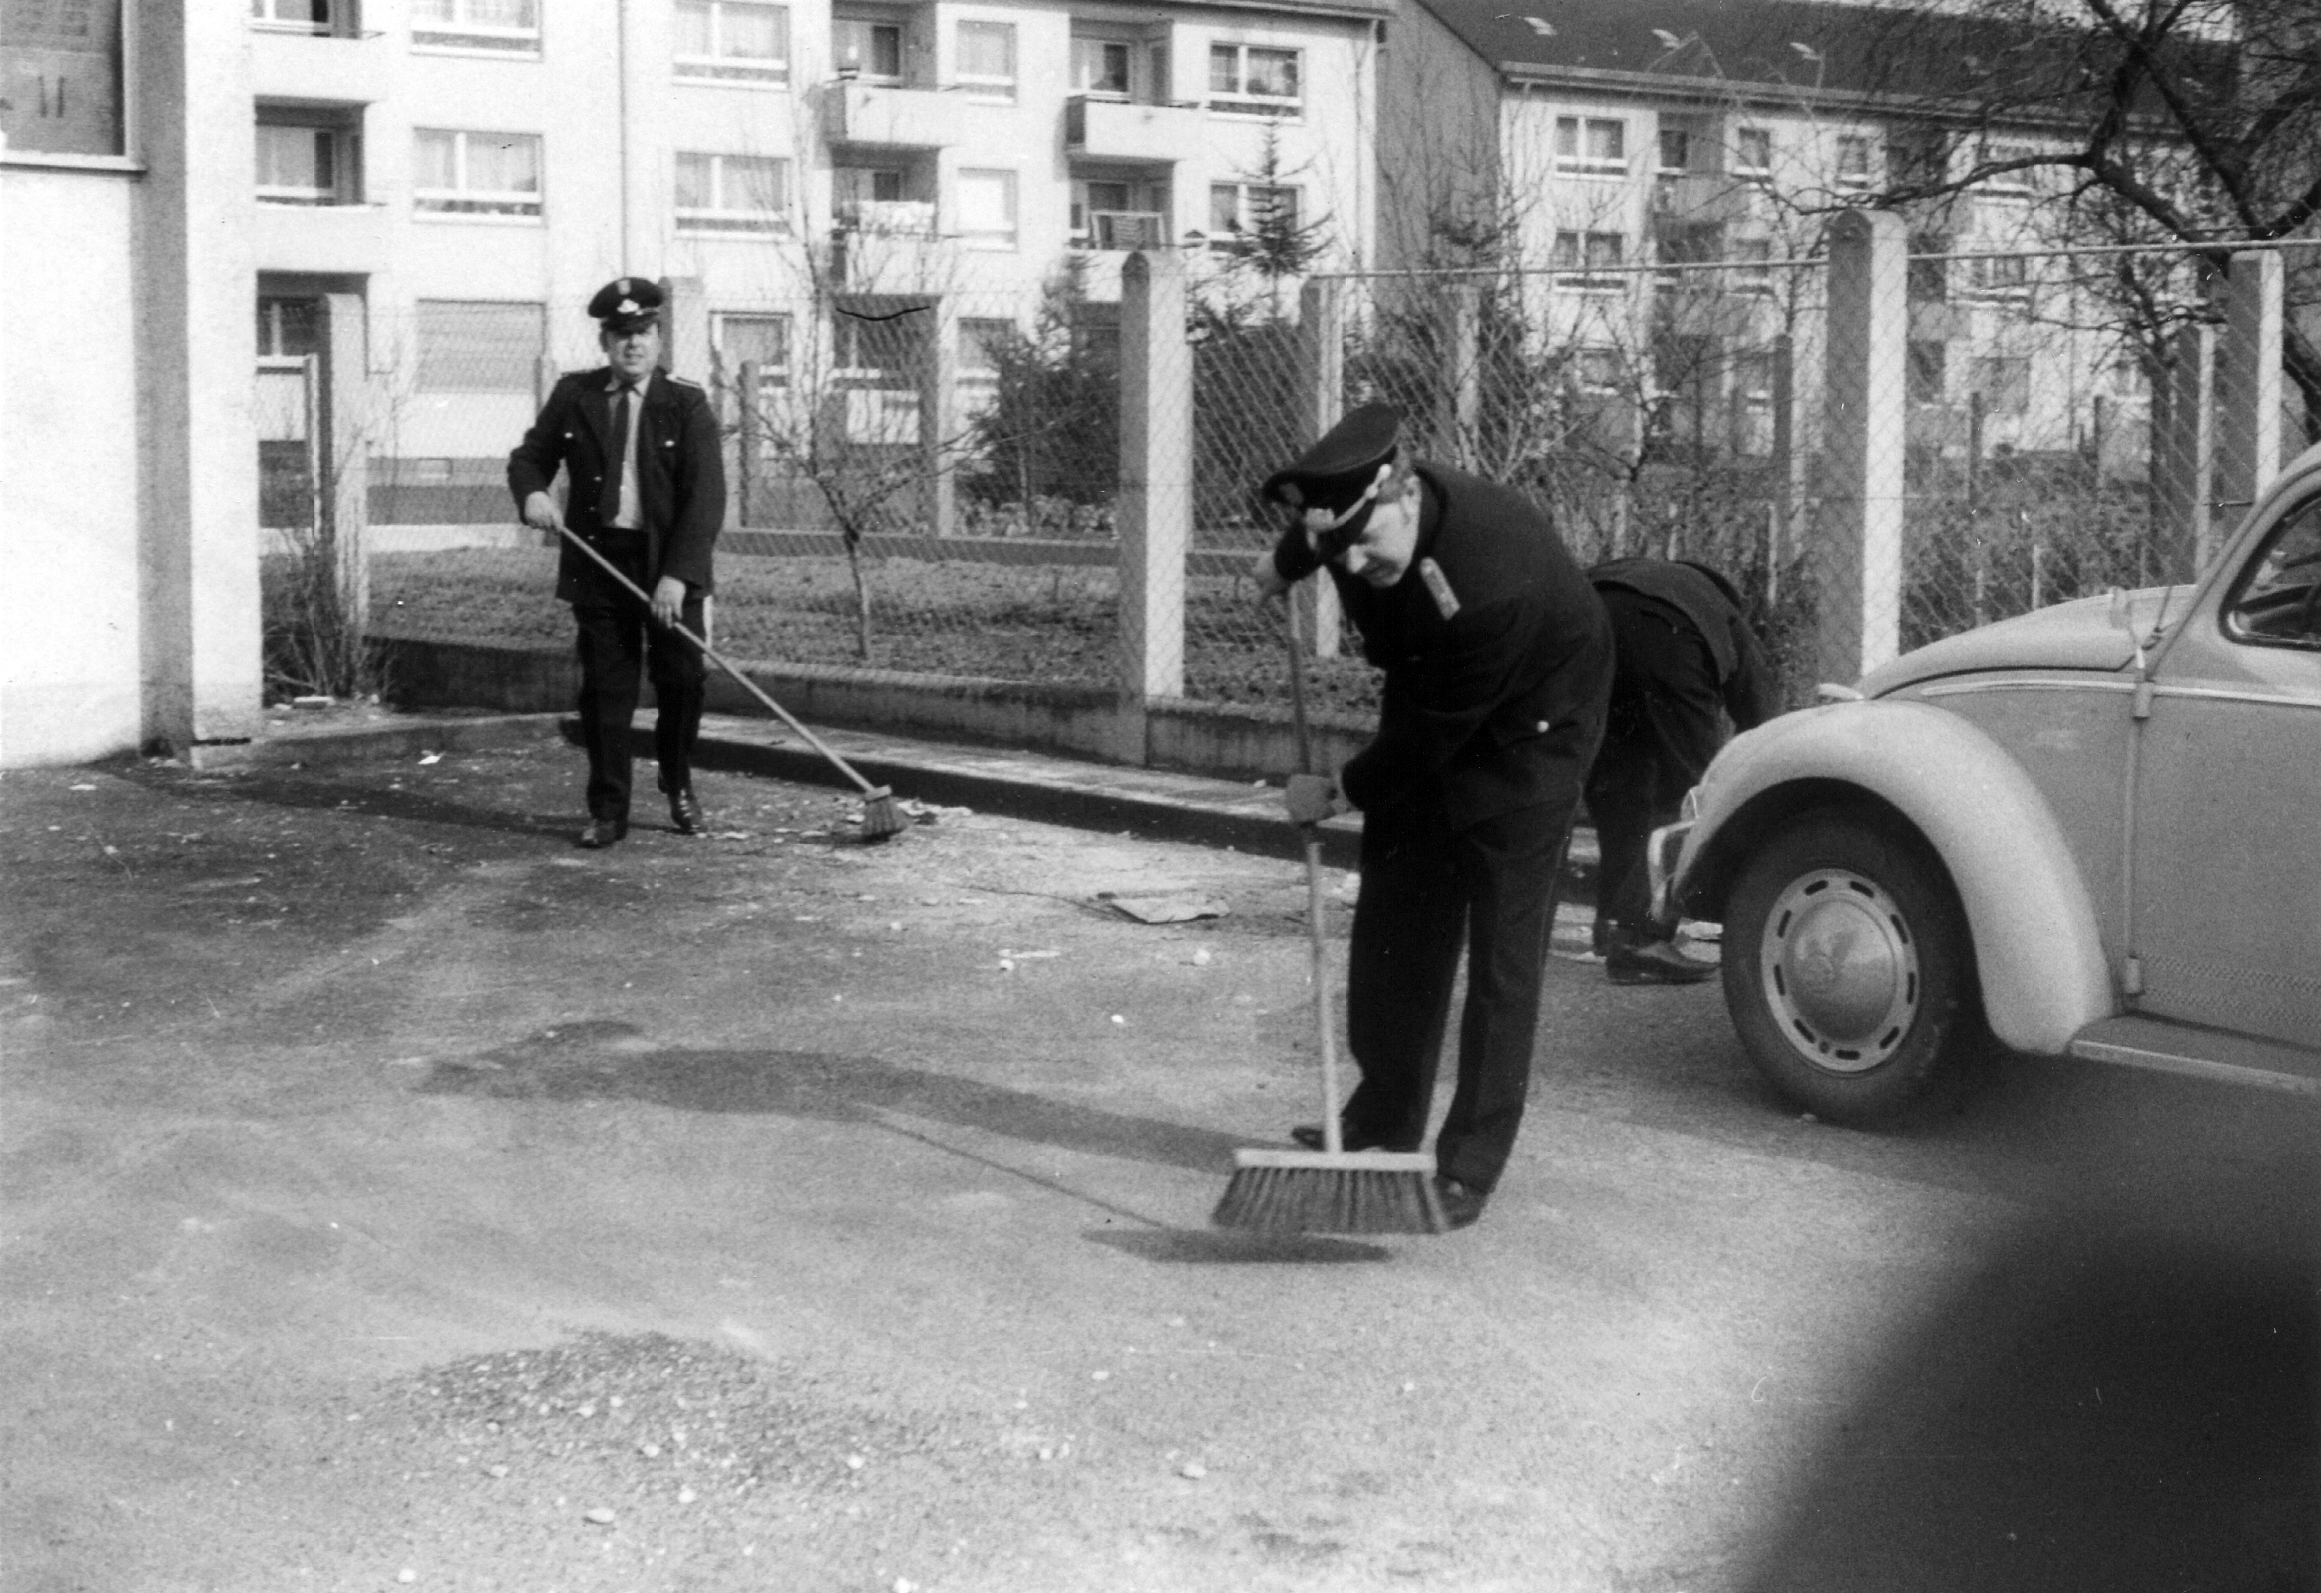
{"left": 1252, "top": 404, "right": 1612, "bottom": 1229}
{"left": 509, "top": 277, "right": 727, "bottom": 849}
{"left": 1583, "top": 557, "right": 1778, "bottom": 983}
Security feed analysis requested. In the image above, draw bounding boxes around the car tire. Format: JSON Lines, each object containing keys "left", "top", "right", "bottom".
{"left": 1720, "top": 808, "right": 1978, "bottom": 1127}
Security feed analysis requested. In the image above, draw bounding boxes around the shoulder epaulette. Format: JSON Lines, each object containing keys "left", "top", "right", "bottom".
{"left": 667, "top": 374, "right": 706, "bottom": 389}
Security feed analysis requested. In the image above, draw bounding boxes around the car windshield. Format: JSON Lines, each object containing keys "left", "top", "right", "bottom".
{"left": 2222, "top": 491, "right": 2321, "bottom": 650}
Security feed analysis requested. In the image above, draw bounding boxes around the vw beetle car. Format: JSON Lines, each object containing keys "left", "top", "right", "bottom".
{"left": 1650, "top": 441, "right": 2321, "bottom": 1124}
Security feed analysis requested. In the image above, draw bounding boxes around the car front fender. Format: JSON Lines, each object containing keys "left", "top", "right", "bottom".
{"left": 1672, "top": 701, "right": 2116, "bottom": 1055}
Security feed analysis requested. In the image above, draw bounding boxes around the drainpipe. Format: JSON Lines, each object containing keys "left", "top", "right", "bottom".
{"left": 617, "top": 0, "right": 632, "bottom": 261}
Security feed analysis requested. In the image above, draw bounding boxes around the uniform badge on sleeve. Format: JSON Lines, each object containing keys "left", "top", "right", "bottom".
{"left": 1418, "top": 557, "right": 1461, "bottom": 620}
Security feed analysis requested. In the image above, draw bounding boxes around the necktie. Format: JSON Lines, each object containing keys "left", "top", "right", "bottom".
{"left": 599, "top": 381, "right": 635, "bottom": 526}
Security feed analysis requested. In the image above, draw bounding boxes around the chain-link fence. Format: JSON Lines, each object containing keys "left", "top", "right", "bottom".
{"left": 368, "top": 235, "right": 2313, "bottom": 725}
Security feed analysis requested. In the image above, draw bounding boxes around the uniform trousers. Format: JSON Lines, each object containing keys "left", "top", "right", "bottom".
{"left": 1341, "top": 745, "right": 1591, "bottom": 1194}
{"left": 570, "top": 539, "right": 706, "bottom": 824}
{"left": 1584, "top": 591, "right": 1727, "bottom": 941}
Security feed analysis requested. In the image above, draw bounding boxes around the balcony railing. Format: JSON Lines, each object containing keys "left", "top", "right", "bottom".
{"left": 835, "top": 199, "right": 937, "bottom": 235}
{"left": 1083, "top": 211, "right": 1167, "bottom": 250}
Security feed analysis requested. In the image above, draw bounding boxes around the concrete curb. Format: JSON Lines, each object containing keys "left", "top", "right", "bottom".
{"left": 175, "top": 707, "right": 1596, "bottom": 893}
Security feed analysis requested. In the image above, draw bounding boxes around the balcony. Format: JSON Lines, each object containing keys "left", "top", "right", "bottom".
{"left": 1652, "top": 173, "right": 1749, "bottom": 223}
{"left": 824, "top": 81, "right": 958, "bottom": 149}
{"left": 249, "top": 25, "right": 387, "bottom": 105}
{"left": 1064, "top": 96, "right": 1201, "bottom": 164}
{"left": 832, "top": 202, "right": 945, "bottom": 291}
{"left": 252, "top": 201, "right": 390, "bottom": 276}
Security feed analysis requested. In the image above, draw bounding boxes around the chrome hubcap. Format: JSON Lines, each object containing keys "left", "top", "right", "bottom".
{"left": 1759, "top": 868, "right": 1920, "bottom": 1075}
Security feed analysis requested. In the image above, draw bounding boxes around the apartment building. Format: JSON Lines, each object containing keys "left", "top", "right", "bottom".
{"left": 1376, "top": 0, "right": 2159, "bottom": 470}
{"left": 235, "top": 0, "right": 1384, "bottom": 526}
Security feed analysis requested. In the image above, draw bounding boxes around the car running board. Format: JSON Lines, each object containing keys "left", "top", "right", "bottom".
{"left": 2068, "top": 1014, "right": 2321, "bottom": 1097}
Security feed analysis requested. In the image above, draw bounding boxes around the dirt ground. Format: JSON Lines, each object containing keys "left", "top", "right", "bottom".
{"left": 3, "top": 735, "right": 2314, "bottom": 1592}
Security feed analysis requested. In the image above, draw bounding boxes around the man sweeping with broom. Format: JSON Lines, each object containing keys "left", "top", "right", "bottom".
{"left": 1215, "top": 405, "right": 1612, "bottom": 1233}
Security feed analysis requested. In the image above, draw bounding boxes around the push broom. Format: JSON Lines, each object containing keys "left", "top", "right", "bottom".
{"left": 1211, "top": 597, "right": 1445, "bottom": 1236}
{"left": 547, "top": 521, "right": 907, "bottom": 841}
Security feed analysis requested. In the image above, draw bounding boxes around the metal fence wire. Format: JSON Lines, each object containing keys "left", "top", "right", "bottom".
{"left": 367, "top": 237, "right": 2314, "bottom": 721}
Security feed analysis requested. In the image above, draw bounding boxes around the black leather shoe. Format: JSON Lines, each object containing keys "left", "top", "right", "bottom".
{"left": 668, "top": 788, "right": 704, "bottom": 836}
{"left": 1289, "top": 1122, "right": 1414, "bottom": 1154}
{"left": 1606, "top": 940, "right": 1717, "bottom": 986}
{"left": 1433, "top": 1176, "right": 1489, "bottom": 1230}
{"left": 576, "top": 817, "right": 627, "bottom": 849}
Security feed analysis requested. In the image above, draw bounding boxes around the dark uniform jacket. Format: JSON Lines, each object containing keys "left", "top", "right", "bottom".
{"left": 1273, "top": 463, "right": 1612, "bottom": 830}
{"left": 1588, "top": 556, "right": 1778, "bottom": 730}
{"left": 507, "top": 368, "right": 726, "bottom": 604}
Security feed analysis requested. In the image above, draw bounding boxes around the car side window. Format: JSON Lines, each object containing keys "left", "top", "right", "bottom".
{"left": 2223, "top": 493, "right": 2321, "bottom": 651}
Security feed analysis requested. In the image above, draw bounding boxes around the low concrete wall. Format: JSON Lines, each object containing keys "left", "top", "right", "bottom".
{"left": 375, "top": 635, "right": 1370, "bottom": 780}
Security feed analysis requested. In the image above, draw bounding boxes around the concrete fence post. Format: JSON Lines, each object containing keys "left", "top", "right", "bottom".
{"left": 2215, "top": 249, "right": 2284, "bottom": 527}
{"left": 1295, "top": 275, "right": 1345, "bottom": 660}
{"left": 1445, "top": 280, "right": 1483, "bottom": 469}
{"left": 925, "top": 296, "right": 958, "bottom": 536}
{"left": 319, "top": 292, "right": 370, "bottom": 630}
{"left": 1817, "top": 209, "right": 1908, "bottom": 685}
{"left": 1117, "top": 249, "right": 1191, "bottom": 763}
{"left": 2153, "top": 323, "right": 2215, "bottom": 577}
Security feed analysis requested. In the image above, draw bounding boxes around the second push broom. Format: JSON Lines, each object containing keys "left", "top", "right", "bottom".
{"left": 547, "top": 520, "right": 907, "bottom": 841}
{"left": 1211, "top": 598, "right": 1445, "bottom": 1236}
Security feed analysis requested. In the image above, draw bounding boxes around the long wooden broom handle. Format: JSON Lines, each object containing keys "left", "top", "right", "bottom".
{"left": 1283, "top": 598, "right": 1345, "bottom": 1160}
{"left": 546, "top": 520, "right": 882, "bottom": 800}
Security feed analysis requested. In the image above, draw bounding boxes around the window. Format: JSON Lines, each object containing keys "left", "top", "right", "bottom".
{"left": 956, "top": 21, "right": 1016, "bottom": 99}
{"left": 833, "top": 16, "right": 903, "bottom": 81}
{"left": 1733, "top": 126, "right": 1772, "bottom": 177}
{"left": 1654, "top": 222, "right": 1719, "bottom": 286}
{"left": 1732, "top": 237, "right": 1773, "bottom": 294}
{"left": 675, "top": 1, "right": 789, "bottom": 84}
{"left": 1073, "top": 35, "right": 1131, "bottom": 97}
{"left": 1907, "top": 340, "right": 1947, "bottom": 406}
{"left": 1969, "top": 252, "right": 2030, "bottom": 300}
{"left": 1574, "top": 349, "right": 1624, "bottom": 394}
{"left": 1207, "top": 182, "right": 1298, "bottom": 248}
{"left": 1908, "top": 232, "right": 1950, "bottom": 303}
{"left": 412, "top": 0, "right": 540, "bottom": 54}
{"left": 1657, "top": 127, "right": 1691, "bottom": 175}
{"left": 4, "top": 0, "right": 127, "bottom": 157}
{"left": 1970, "top": 356, "right": 2030, "bottom": 416}
{"left": 2224, "top": 496, "right": 2321, "bottom": 649}
{"left": 1208, "top": 43, "right": 1300, "bottom": 115}
{"left": 716, "top": 313, "right": 791, "bottom": 436}
{"left": 1075, "top": 179, "right": 1167, "bottom": 248}
{"left": 1555, "top": 117, "right": 1626, "bottom": 178}
{"left": 675, "top": 152, "right": 788, "bottom": 233}
{"left": 838, "top": 166, "right": 906, "bottom": 204}
{"left": 416, "top": 300, "right": 545, "bottom": 392}
{"left": 955, "top": 167, "right": 1017, "bottom": 249}
{"left": 957, "top": 316, "right": 1013, "bottom": 414}
{"left": 414, "top": 129, "right": 542, "bottom": 218}
{"left": 256, "top": 111, "right": 358, "bottom": 205}
{"left": 251, "top": 0, "right": 343, "bottom": 34}
{"left": 1980, "top": 143, "right": 2041, "bottom": 196}
{"left": 1834, "top": 134, "right": 1872, "bottom": 190}
{"left": 1552, "top": 229, "right": 1626, "bottom": 289}
{"left": 257, "top": 297, "right": 324, "bottom": 358}
{"left": 1735, "top": 349, "right": 1775, "bottom": 455}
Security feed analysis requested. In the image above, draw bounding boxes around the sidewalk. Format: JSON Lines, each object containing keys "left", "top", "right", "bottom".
{"left": 190, "top": 703, "right": 1599, "bottom": 887}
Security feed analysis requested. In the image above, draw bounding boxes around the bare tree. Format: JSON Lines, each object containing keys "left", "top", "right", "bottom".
{"left": 1848, "top": 0, "right": 2321, "bottom": 436}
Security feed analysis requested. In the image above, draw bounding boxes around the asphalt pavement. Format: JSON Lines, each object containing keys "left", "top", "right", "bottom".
{"left": 5, "top": 708, "right": 2312, "bottom": 1592}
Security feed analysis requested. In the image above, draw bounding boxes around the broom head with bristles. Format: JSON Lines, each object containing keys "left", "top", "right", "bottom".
{"left": 857, "top": 786, "right": 907, "bottom": 842}
{"left": 1211, "top": 1146, "right": 1447, "bottom": 1235}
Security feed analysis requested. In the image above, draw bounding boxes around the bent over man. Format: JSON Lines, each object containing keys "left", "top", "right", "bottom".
{"left": 1252, "top": 404, "right": 1612, "bottom": 1229}
{"left": 1583, "top": 557, "right": 1778, "bottom": 984}
{"left": 509, "top": 278, "right": 727, "bottom": 848}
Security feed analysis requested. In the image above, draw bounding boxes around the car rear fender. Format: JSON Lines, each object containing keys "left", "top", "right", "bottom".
{"left": 1679, "top": 702, "right": 2116, "bottom": 1054}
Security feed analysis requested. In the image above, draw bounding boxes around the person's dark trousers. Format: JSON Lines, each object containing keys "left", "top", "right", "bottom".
{"left": 1586, "top": 592, "right": 1726, "bottom": 940}
{"left": 569, "top": 541, "right": 707, "bottom": 825}
{"left": 1341, "top": 769, "right": 1587, "bottom": 1194}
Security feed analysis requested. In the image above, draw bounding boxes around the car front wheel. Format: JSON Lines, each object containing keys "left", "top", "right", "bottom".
{"left": 1720, "top": 809, "right": 1979, "bottom": 1126}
